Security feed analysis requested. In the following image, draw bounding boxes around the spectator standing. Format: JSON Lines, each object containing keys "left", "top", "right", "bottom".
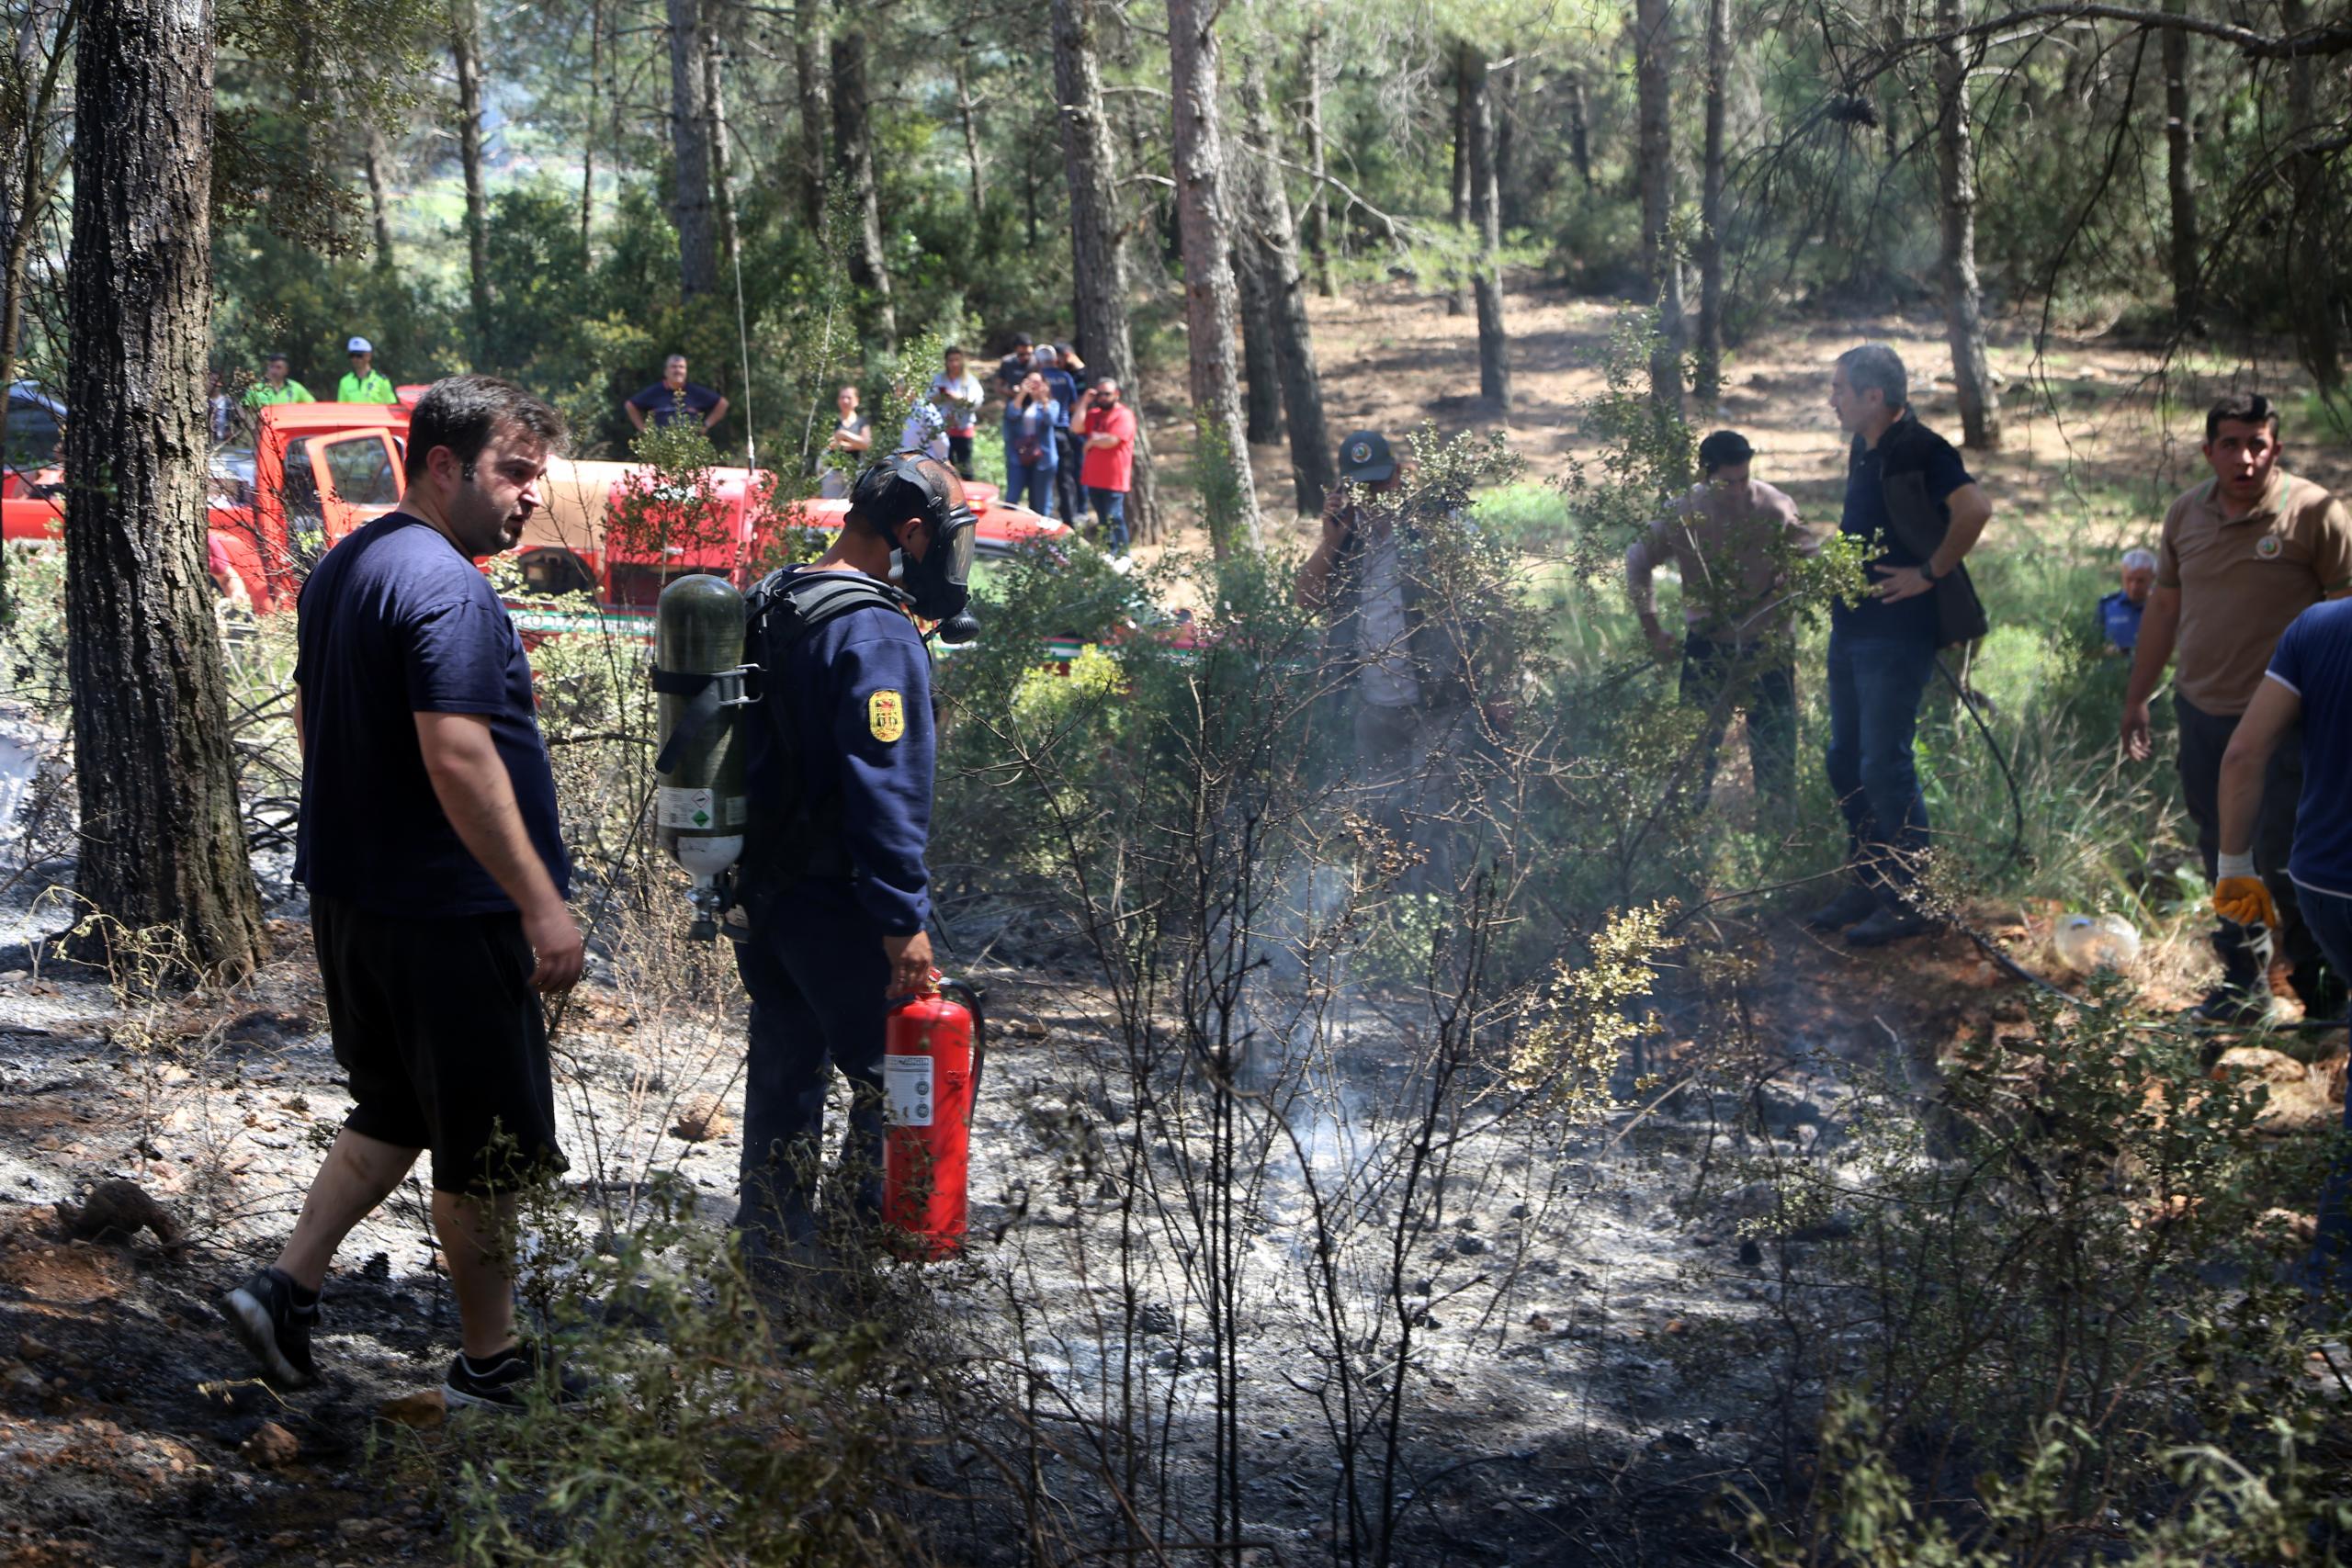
{"left": 627, "top": 354, "right": 729, "bottom": 434}
{"left": 2211, "top": 596, "right": 2352, "bottom": 1286}
{"left": 336, "top": 337, "right": 395, "bottom": 403}
{"left": 818, "top": 385, "right": 872, "bottom": 500}
{"left": 2121, "top": 392, "right": 2352, "bottom": 1022}
{"left": 1001, "top": 372, "right": 1060, "bottom": 517}
{"left": 996, "top": 333, "right": 1037, "bottom": 397}
{"left": 1074, "top": 378, "right": 1136, "bottom": 552}
{"left": 929, "top": 346, "right": 986, "bottom": 479}
{"left": 1804, "top": 344, "right": 1995, "bottom": 946}
{"left": 1041, "top": 346, "right": 1087, "bottom": 525}
{"left": 216, "top": 377, "right": 587, "bottom": 1411}
{"left": 899, "top": 387, "right": 949, "bottom": 463}
{"left": 1624, "top": 429, "right": 1819, "bottom": 818}
{"left": 1295, "top": 431, "right": 1492, "bottom": 894}
{"left": 2099, "top": 547, "right": 2157, "bottom": 653}
{"left": 243, "top": 353, "right": 313, "bottom": 408}
{"left": 207, "top": 371, "right": 235, "bottom": 443}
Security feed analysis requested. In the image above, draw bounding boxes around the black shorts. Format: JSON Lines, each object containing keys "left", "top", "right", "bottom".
{"left": 311, "top": 896, "right": 566, "bottom": 1195}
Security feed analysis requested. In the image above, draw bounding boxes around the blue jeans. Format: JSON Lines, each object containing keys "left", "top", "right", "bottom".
{"left": 730, "top": 879, "right": 890, "bottom": 1255}
{"left": 2298, "top": 886, "right": 2352, "bottom": 1289}
{"left": 1003, "top": 456, "right": 1057, "bottom": 518}
{"left": 1087, "top": 486, "right": 1128, "bottom": 553}
{"left": 1824, "top": 626, "right": 1937, "bottom": 895}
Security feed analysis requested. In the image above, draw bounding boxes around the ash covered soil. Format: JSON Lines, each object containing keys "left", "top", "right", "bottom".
{"left": 6, "top": 873, "right": 2304, "bottom": 1566}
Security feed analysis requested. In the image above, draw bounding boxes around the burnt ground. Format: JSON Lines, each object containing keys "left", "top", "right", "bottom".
{"left": 8, "top": 866, "right": 2322, "bottom": 1565}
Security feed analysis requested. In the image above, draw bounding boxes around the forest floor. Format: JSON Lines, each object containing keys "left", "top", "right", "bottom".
{"left": 3, "top": 276, "right": 2348, "bottom": 1565}
{"left": 1145, "top": 270, "right": 2352, "bottom": 567}
{"left": 6, "top": 865, "right": 2267, "bottom": 1568}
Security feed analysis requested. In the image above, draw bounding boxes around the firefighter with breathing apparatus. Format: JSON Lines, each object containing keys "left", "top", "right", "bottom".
{"left": 654, "top": 452, "right": 978, "bottom": 1276}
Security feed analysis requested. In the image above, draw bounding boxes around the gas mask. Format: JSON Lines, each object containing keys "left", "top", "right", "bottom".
{"left": 854, "top": 453, "right": 979, "bottom": 641}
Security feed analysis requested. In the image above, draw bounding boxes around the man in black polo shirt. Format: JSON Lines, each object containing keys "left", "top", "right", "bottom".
{"left": 626, "top": 353, "right": 729, "bottom": 434}
{"left": 218, "top": 376, "right": 587, "bottom": 1412}
{"left": 1804, "top": 344, "right": 1995, "bottom": 945}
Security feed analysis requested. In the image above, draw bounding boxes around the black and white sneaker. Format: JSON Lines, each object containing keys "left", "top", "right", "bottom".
{"left": 218, "top": 1267, "right": 320, "bottom": 1388}
{"left": 442, "top": 1340, "right": 595, "bottom": 1413}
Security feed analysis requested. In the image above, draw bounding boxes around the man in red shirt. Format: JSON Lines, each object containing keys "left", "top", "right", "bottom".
{"left": 1074, "top": 378, "right": 1136, "bottom": 553}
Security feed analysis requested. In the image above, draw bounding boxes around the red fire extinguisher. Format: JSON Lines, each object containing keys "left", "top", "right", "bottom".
{"left": 883, "top": 970, "right": 985, "bottom": 1259}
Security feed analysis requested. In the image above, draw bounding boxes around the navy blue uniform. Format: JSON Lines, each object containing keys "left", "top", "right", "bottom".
{"left": 732, "top": 569, "right": 934, "bottom": 1252}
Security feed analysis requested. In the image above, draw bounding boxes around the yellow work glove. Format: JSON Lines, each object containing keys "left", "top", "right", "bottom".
{"left": 2212, "top": 863, "right": 2279, "bottom": 930}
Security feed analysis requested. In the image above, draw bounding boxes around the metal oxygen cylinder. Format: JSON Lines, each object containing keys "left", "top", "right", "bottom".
{"left": 653, "top": 573, "right": 751, "bottom": 941}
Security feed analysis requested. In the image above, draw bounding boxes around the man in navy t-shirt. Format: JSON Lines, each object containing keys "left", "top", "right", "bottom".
{"left": 626, "top": 353, "right": 729, "bottom": 434}
{"left": 2213, "top": 595, "right": 2352, "bottom": 1288}
{"left": 1804, "top": 344, "right": 1995, "bottom": 945}
{"left": 220, "top": 376, "right": 590, "bottom": 1413}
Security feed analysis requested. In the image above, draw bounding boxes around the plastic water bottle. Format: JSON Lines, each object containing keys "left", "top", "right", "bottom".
{"left": 2053, "top": 913, "right": 2141, "bottom": 974}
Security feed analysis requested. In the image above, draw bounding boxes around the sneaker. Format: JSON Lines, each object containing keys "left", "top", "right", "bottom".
{"left": 1843, "top": 903, "right": 1931, "bottom": 948}
{"left": 1803, "top": 882, "right": 1882, "bottom": 931}
{"left": 2187, "top": 986, "right": 2278, "bottom": 1027}
{"left": 218, "top": 1267, "right": 320, "bottom": 1388}
{"left": 442, "top": 1340, "right": 595, "bottom": 1413}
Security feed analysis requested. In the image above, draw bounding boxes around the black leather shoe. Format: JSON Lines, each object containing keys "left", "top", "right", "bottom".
{"left": 1803, "top": 883, "right": 1882, "bottom": 931}
{"left": 1843, "top": 904, "right": 1930, "bottom": 947}
{"left": 2186, "top": 986, "right": 2277, "bottom": 1027}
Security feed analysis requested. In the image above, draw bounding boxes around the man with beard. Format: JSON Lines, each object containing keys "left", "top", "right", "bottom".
{"left": 219, "top": 377, "right": 587, "bottom": 1411}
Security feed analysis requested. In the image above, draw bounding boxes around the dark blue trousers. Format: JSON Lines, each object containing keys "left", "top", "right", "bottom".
{"left": 1824, "top": 626, "right": 1937, "bottom": 896}
{"left": 731, "top": 879, "right": 890, "bottom": 1255}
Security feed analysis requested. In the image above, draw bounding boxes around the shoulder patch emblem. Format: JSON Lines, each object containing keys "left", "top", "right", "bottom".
{"left": 867, "top": 690, "right": 906, "bottom": 742}
{"left": 2256, "top": 534, "right": 2283, "bottom": 559}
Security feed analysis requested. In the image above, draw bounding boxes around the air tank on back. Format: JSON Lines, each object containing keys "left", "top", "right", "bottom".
{"left": 653, "top": 572, "right": 749, "bottom": 940}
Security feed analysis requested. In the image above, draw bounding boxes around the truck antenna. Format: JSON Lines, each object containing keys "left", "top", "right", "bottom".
{"left": 731, "top": 235, "right": 756, "bottom": 472}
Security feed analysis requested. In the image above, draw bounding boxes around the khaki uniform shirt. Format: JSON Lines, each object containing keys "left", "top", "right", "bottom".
{"left": 2159, "top": 468, "right": 2352, "bottom": 714}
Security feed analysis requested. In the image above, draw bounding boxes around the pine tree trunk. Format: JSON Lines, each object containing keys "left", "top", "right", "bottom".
{"left": 361, "top": 123, "right": 398, "bottom": 271}
{"left": 794, "top": 0, "right": 829, "bottom": 231}
{"left": 1880, "top": 0, "right": 1903, "bottom": 162}
{"left": 450, "top": 0, "right": 492, "bottom": 359}
{"left": 1635, "top": 0, "right": 1683, "bottom": 410}
{"left": 1693, "top": 0, "right": 1729, "bottom": 403}
{"left": 1934, "top": 0, "right": 2000, "bottom": 447}
{"left": 64, "top": 0, "right": 263, "bottom": 976}
{"left": 1166, "top": 0, "right": 1260, "bottom": 555}
{"left": 955, "top": 55, "right": 986, "bottom": 216}
{"left": 1566, "top": 73, "right": 1592, "bottom": 189}
{"left": 1238, "top": 45, "right": 1336, "bottom": 513}
{"left": 1493, "top": 61, "right": 1521, "bottom": 231}
{"left": 2284, "top": 0, "right": 2337, "bottom": 390}
{"left": 1462, "top": 44, "right": 1510, "bottom": 410}
{"left": 667, "top": 0, "right": 717, "bottom": 298}
{"left": 580, "top": 0, "right": 598, "bottom": 256}
{"left": 1235, "top": 243, "right": 1283, "bottom": 446}
{"left": 1051, "top": 0, "right": 1156, "bottom": 541}
{"left": 2, "top": 0, "right": 71, "bottom": 403}
{"left": 2161, "top": 0, "right": 2199, "bottom": 331}
{"left": 1447, "top": 58, "right": 1470, "bottom": 316}
{"left": 830, "top": 23, "right": 896, "bottom": 350}
{"left": 704, "top": 5, "right": 740, "bottom": 283}
{"left": 1302, "top": 20, "right": 1336, "bottom": 297}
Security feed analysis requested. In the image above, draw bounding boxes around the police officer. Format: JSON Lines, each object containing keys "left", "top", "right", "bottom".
{"left": 730, "top": 451, "right": 973, "bottom": 1271}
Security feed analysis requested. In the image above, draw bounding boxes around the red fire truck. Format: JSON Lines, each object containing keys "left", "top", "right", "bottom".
{"left": 1, "top": 402, "right": 1069, "bottom": 627}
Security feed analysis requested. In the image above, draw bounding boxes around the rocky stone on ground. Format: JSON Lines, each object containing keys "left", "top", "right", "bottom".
{"left": 57, "top": 1180, "right": 182, "bottom": 1249}
{"left": 671, "top": 1092, "right": 731, "bottom": 1143}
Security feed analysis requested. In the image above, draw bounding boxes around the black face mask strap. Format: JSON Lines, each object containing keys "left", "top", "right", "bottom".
{"left": 884, "top": 452, "right": 973, "bottom": 553}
